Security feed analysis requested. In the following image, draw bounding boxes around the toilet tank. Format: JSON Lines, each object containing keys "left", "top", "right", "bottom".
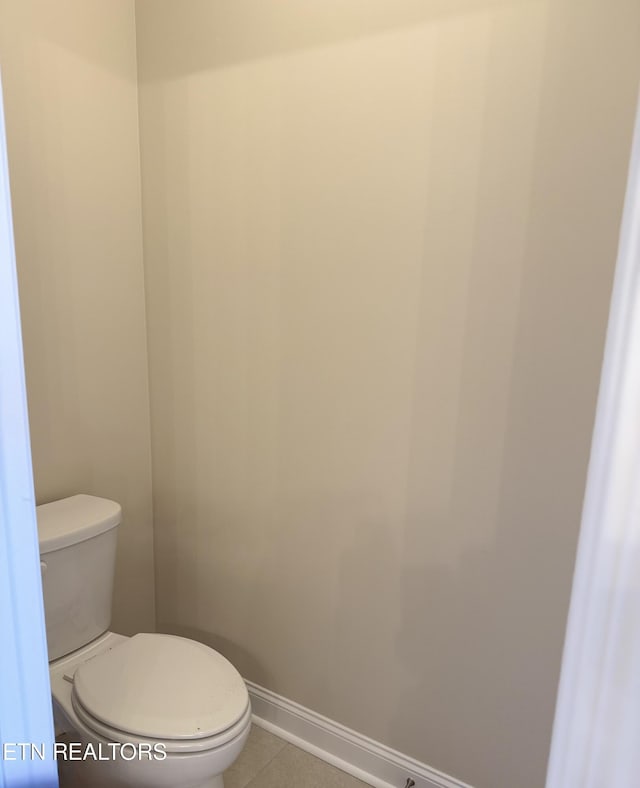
{"left": 37, "top": 495, "right": 121, "bottom": 661}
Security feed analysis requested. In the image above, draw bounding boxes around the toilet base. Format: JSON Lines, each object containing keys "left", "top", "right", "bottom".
{"left": 58, "top": 761, "right": 226, "bottom": 788}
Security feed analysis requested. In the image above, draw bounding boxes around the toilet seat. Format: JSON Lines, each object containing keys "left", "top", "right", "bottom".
{"left": 71, "top": 633, "right": 250, "bottom": 749}
{"left": 71, "top": 691, "right": 252, "bottom": 754}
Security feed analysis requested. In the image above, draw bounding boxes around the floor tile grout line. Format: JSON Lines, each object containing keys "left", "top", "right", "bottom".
{"left": 242, "top": 735, "right": 290, "bottom": 788}
{"left": 245, "top": 740, "right": 372, "bottom": 788}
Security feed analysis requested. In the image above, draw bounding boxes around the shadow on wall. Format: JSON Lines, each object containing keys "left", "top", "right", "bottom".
{"left": 135, "top": 0, "right": 532, "bottom": 82}
{"left": 6, "top": 0, "right": 531, "bottom": 81}
{"left": 1, "top": 0, "right": 139, "bottom": 79}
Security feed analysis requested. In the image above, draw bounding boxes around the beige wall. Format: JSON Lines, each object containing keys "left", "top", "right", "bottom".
{"left": 0, "top": 0, "right": 155, "bottom": 634}
{"left": 135, "top": 2, "right": 640, "bottom": 787}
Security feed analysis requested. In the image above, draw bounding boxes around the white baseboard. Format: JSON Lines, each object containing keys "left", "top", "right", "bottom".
{"left": 245, "top": 681, "right": 474, "bottom": 788}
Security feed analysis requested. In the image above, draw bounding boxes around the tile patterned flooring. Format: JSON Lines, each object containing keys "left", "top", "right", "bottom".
{"left": 225, "top": 725, "right": 372, "bottom": 788}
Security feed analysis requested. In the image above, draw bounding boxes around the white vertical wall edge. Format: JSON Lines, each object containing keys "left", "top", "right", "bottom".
{"left": 246, "top": 681, "right": 474, "bottom": 788}
{"left": 0, "top": 72, "right": 58, "bottom": 787}
{"left": 546, "top": 92, "right": 640, "bottom": 787}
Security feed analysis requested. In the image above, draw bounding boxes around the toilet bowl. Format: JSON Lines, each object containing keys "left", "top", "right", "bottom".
{"left": 51, "top": 635, "right": 251, "bottom": 788}
{"left": 50, "top": 631, "right": 251, "bottom": 788}
{"left": 38, "top": 495, "right": 251, "bottom": 788}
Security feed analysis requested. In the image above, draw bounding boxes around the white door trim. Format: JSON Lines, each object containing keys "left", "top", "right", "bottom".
{"left": 546, "top": 90, "right": 640, "bottom": 787}
{"left": 0, "top": 70, "right": 58, "bottom": 788}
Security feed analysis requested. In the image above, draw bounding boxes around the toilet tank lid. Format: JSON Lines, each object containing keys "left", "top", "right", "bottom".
{"left": 37, "top": 494, "right": 121, "bottom": 554}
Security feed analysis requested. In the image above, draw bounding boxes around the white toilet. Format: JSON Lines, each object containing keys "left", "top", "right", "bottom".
{"left": 38, "top": 494, "right": 251, "bottom": 788}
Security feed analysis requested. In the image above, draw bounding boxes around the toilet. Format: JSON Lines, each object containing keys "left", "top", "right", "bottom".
{"left": 38, "top": 494, "right": 251, "bottom": 788}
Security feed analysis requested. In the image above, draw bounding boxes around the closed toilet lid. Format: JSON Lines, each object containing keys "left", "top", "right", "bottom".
{"left": 73, "top": 633, "right": 249, "bottom": 740}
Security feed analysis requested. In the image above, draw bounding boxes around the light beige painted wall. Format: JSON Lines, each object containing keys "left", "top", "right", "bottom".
{"left": 136, "top": 2, "right": 640, "bottom": 786}
{"left": 0, "top": 0, "right": 155, "bottom": 634}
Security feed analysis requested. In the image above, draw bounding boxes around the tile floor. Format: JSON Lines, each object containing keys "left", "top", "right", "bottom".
{"left": 225, "top": 724, "right": 372, "bottom": 788}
